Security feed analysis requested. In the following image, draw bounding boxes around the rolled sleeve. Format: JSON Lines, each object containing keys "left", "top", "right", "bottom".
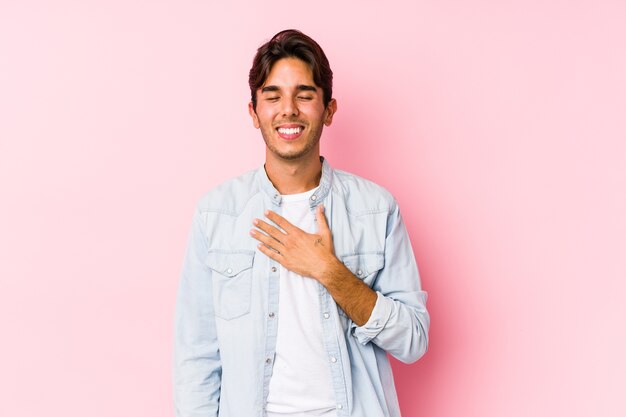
{"left": 352, "top": 292, "right": 392, "bottom": 344}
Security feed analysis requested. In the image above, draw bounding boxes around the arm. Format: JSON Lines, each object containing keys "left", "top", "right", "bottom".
{"left": 349, "top": 201, "right": 430, "bottom": 363}
{"left": 250, "top": 203, "right": 429, "bottom": 363}
{"left": 317, "top": 257, "right": 378, "bottom": 327}
{"left": 173, "top": 207, "right": 221, "bottom": 417}
{"left": 250, "top": 205, "right": 375, "bottom": 324}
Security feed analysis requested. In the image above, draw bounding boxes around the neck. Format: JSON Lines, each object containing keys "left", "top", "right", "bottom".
{"left": 264, "top": 152, "right": 322, "bottom": 195}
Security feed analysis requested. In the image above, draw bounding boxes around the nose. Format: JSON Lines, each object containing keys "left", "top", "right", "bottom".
{"left": 281, "top": 96, "right": 299, "bottom": 117}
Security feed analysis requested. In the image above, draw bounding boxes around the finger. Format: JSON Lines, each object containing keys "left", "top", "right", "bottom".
{"left": 253, "top": 218, "right": 286, "bottom": 243}
{"left": 264, "top": 210, "right": 297, "bottom": 234}
{"left": 257, "top": 242, "right": 283, "bottom": 263}
{"left": 316, "top": 205, "right": 330, "bottom": 234}
{"left": 249, "top": 228, "right": 282, "bottom": 250}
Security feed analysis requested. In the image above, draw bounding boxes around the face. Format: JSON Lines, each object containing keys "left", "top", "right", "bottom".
{"left": 249, "top": 57, "right": 337, "bottom": 162}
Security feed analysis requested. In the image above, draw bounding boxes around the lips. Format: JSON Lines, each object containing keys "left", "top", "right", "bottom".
{"left": 276, "top": 124, "right": 304, "bottom": 140}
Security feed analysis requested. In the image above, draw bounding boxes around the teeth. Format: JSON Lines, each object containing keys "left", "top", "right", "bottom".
{"left": 278, "top": 127, "right": 302, "bottom": 135}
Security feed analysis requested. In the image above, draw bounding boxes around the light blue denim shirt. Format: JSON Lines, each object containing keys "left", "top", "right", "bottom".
{"left": 174, "top": 157, "right": 429, "bottom": 417}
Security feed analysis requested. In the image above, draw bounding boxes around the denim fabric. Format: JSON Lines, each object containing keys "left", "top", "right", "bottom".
{"left": 174, "top": 157, "right": 429, "bottom": 417}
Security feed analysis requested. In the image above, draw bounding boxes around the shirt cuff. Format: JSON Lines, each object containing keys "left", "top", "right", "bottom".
{"left": 352, "top": 291, "right": 393, "bottom": 345}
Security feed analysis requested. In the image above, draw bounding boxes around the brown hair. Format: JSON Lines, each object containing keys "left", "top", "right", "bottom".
{"left": 249, "top": 29, "right": 333, "bottom": 111}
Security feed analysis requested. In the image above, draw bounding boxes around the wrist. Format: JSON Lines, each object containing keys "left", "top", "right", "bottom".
{"left": 315, "top": 255, "right": 343, "bottom": 285}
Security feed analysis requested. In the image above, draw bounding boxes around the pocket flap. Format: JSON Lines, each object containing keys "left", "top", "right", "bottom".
{"left": 341, "top": 252, "right": 384, "bottom": 278}
{"left": 205, "top": 250, "right": 255, "bottom": 277}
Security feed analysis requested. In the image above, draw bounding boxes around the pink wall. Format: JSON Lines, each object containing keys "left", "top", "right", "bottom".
{"left": 1, "top": 1, "right": 625, "bottom": 416}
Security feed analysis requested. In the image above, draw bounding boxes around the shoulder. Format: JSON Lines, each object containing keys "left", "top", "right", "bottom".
{"left": 195, "top": 168, "right": 260, "bottom": 216}
{"left": 331, "top": 168, "right": 397, "bottom": 215}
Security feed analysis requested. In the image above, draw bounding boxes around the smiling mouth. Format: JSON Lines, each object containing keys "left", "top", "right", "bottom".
{"left": 276, "top": 125, "right": 304, "bottom": 140}
{"left": 277, "top": 126, "right": 303, "bottom": 135}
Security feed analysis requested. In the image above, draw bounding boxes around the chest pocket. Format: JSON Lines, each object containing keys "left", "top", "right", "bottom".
{"left": 341, "top": 252, "right": 385, "bottom": 285}
{"left": 205, "top": 250, "right": 255, "bottom": 320}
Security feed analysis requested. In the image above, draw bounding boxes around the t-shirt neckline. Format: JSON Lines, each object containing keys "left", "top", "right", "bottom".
{"left": 280, "top": 186, "right": 319, "bottom": 203}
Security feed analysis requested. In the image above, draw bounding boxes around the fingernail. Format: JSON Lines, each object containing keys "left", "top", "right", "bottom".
{"left": 253, "top": 218, "right": 258, "bottom": 225}
{"left": 265, "top": 210, "right": 270, "bottom": 216}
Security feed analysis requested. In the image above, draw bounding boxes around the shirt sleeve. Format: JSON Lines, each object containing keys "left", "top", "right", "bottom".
{"left": 351, "top": 201, "right": 430, "bottom": 364}
{"left": 173, "top": 206, "right": 221, "bottom": 417}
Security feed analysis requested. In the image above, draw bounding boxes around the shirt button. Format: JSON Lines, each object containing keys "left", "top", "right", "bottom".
{"left": 337, "top": 404, "right": 343, "bottom": 410}
{"left": 356, "top": 269, "right": 363, "bottom": 277}
{"left": 265, "top": 358, "right": 272, "bottom": 364}
{"left": 330, "top": 356, "right": 337, "bottom": 363}
{"left": 310, "top": 195, "right": 317, "bottom": 201}
{"left": 269, "top": 312, "right": 275, "bottom": 318}
{"left": 226, "top": 268, "right": 233, "bottom": 274}
{"left": 323, "top": 312, "right": 330, "bottom": 319}
{"left": 271, "top": 266, "right": 277, "bottom": 273}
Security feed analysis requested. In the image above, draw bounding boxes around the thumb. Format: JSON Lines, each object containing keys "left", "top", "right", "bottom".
{"left": 316, "top": 204, "right": 330, "bottom": 234}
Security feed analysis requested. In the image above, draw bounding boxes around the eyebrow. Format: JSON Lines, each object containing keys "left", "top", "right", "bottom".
{"left": 261, "top": 84, "right": 318, "bottom": 93}
{"left": 296, "top": 85, "right": 317, "bottom": 92}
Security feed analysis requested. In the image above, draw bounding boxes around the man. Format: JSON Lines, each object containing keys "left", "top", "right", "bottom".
{"left": 174, "top": 29, "right": 429, "bottom": 417}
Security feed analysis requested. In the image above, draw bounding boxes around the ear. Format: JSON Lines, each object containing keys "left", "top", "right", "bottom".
{"left": 248, "top": 102, "right": 260, "bottom": 129}
{"left": 323, "top": 98, "right": 337, "bottom": 126}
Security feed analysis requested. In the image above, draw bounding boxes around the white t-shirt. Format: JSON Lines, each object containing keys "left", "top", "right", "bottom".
{"left": 266, "top": 188, "right": 337, "bottom": 417}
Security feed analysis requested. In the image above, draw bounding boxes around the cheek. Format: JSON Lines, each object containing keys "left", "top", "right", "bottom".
{"left": 253, "top": 111, "right": 270, "bottom": 129}
{"left": 255, "top": 108, "right": 274, "bottom": 124}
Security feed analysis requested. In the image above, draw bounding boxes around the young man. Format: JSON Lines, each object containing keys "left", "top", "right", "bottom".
{"left": 174, "top": 29, "right": 429, "bottom": 417}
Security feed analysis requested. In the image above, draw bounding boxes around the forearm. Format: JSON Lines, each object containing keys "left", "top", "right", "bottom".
{"left": 316, "top": 255, "right": 428, "bottom": 362}
{"left": 316, "top": 256, "right": 378, "bottom": 326}
{"left": 320, "top": 203, "right": 429, "bottom": 363}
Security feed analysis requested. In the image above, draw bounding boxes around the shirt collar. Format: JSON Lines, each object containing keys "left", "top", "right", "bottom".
{"left": 257, "top": 156, "right": 333, "bottom": 208}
